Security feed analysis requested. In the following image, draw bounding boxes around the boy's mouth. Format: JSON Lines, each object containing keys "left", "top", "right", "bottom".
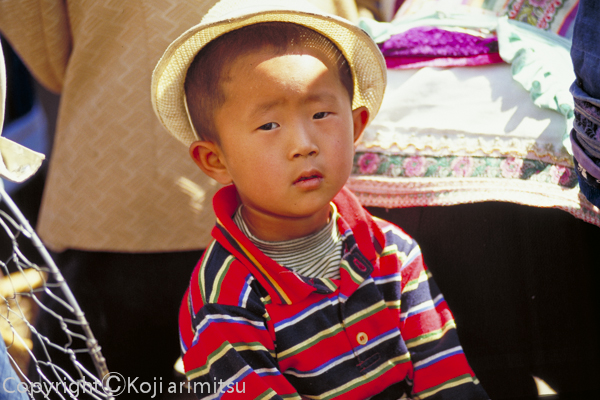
{"left": 294, "top": 170, "right": 323, "bottom": 186}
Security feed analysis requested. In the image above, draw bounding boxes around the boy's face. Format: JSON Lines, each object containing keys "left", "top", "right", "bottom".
{"left": 191, "top": 46, "right": 368, "bottom": 241}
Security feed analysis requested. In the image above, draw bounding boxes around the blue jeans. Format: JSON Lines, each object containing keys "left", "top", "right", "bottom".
{"left": 0, "top": 342, "right": 28, "bottom": 400}
{"left": 571, "top": 0, "right": 600, "bottom": 207}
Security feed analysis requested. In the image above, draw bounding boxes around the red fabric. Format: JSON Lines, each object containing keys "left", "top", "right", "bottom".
{"left": 386, "top": 53, "right": 505, "bottom": 69}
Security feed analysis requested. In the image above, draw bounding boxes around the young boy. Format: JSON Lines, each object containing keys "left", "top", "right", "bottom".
{"left": 152, "top": 0, "right": 489, "bottom": 398}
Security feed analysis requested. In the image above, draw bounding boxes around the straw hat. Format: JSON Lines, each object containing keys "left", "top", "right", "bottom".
{"left": 0, "top": 45, "right": 44, "bottom": 184}
{"left": 151, "top": 0, "right": 386, "bottom": 147}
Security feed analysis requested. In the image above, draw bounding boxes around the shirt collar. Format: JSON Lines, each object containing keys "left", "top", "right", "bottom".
{"left": 211, "top": 185, "right": 384, "bottom": 305}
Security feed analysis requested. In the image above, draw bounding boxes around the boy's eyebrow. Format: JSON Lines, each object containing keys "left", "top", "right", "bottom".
{"left": 250, "top": 92, "right": 340, "bottom": 117}
{"left": 250, "top": 99, "right": 284, "bottom": 117}
{"left": 305, "top": 92, "right": 339, "bottom": 105}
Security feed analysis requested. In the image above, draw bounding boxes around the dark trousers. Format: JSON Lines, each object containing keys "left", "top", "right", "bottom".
{"left": 368, "top": 202, "right": 600, "bottom": 400}
{"left": 29, "top": 249, "right": 202, "bottom": 399}
{"left": 570, "top": 0, "right": 600, "bottom": 206}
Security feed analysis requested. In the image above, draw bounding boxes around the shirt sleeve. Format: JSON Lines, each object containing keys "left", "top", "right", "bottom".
{"left": 396, "top": 239, "right": 489, "bottom": 399}
{"left": 0, "top": 0, "right": 71, "bottom": 93}
{"left": 179, "top": 270, "right": 301, "bottom": 399}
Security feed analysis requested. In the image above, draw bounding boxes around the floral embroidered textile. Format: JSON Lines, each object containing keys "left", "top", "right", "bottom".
{"left": 353, "top": 152, "right": 578, "bottom": 187}
{"left": 506, "top": 0, "right": 579, "bottom": 36}
{"left": 349, "top": 151, "right": 600, "bottom": 227}
{"left": 393, "top": 0, "right": 579, "bottom": 38}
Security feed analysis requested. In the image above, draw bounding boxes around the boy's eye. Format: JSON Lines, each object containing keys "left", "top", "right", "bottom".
{"left": 258, "top": 122, "right": 280, "bottom": 131}
{"left": 313, "top": 112, "right": 330, "bottom": 120}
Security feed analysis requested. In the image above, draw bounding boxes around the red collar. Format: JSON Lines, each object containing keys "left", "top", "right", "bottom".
{"left": 211, "top": 185, "right": 385, "bottom": 305}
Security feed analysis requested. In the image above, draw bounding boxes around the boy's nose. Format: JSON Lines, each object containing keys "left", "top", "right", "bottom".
{"left": 289, "top": 127, "right": 319, "bottom": 159}
{"left": 292, "top": 146, "right": 318, "bottom": 158}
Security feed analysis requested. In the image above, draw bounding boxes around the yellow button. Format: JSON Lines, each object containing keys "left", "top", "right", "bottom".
{"left": 356, "top": 332, "right": 368, "bottom": 345}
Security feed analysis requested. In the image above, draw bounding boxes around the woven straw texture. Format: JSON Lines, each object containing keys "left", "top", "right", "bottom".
{"left": 152, "top": 0, "right": 387, "bottom": 146}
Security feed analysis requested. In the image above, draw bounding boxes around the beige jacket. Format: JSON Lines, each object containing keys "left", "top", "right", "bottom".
{"left": 0, "top": 0, "right": 360, "bottom": 252}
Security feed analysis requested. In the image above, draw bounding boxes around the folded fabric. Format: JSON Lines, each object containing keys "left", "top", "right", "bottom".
{"left": 385, "top": 52, "right": 503, "bottom": 68}
{"left": 359, "top": 65, "right": 568, "bottom": 162}
{"left": 497, "top": 16, "right": 575, "bottom": 154}
{"left": 570, "top": 82, "right": 600, "bottom": 207}
{"left": 395, "top": 0, "right": 579, "bottom": 38}
{"left": 380, "top": 26, "right": 498, "bottom": 57}
{"left": 380, "top": 25, "right": 502, "bottom": 68}
{"left": 503, "top": 0, "right": 579, "bottom": 38}
{"left": 360, "top": 12, "right": 575, "bottom": 156}
{"left": 359, "top": 5, "right": 498, "bottom": 43}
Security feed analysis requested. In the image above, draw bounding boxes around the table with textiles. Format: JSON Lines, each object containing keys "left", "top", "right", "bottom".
{"left": 349, "top": 2, "right": 600, "bottom": 398}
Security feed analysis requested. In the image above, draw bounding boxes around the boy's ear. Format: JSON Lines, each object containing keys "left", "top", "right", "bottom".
{"left": 189, "top": 141, "right": 233, "bottom": 185}
{"left": 352, "top": 106, "right": 370, "bottom": 143}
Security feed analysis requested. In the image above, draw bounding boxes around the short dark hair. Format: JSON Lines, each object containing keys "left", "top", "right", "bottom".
{"left": 184, "top": 22, "right": 354, "bottom": 143}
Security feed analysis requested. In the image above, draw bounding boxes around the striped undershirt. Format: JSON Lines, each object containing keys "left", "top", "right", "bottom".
{"left": 232, "top": 205, "right": 343, "bottom": 279}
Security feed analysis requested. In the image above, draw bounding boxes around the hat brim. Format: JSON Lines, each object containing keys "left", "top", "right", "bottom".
{"left": 151, "top": 9, "right": 386, "bottom": 147}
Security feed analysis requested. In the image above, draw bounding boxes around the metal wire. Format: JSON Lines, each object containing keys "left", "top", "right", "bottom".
{"left": 0, "top": 184, "right": 114, "bottom": 400}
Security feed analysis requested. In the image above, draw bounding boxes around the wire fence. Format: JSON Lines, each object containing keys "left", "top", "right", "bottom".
{"left": 0, "top": 184, "right": 113, "bottom": 400}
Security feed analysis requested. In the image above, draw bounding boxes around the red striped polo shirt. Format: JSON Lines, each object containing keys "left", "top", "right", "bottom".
{"left": 179, "top": 185, "right": 488, "bottom": 399}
